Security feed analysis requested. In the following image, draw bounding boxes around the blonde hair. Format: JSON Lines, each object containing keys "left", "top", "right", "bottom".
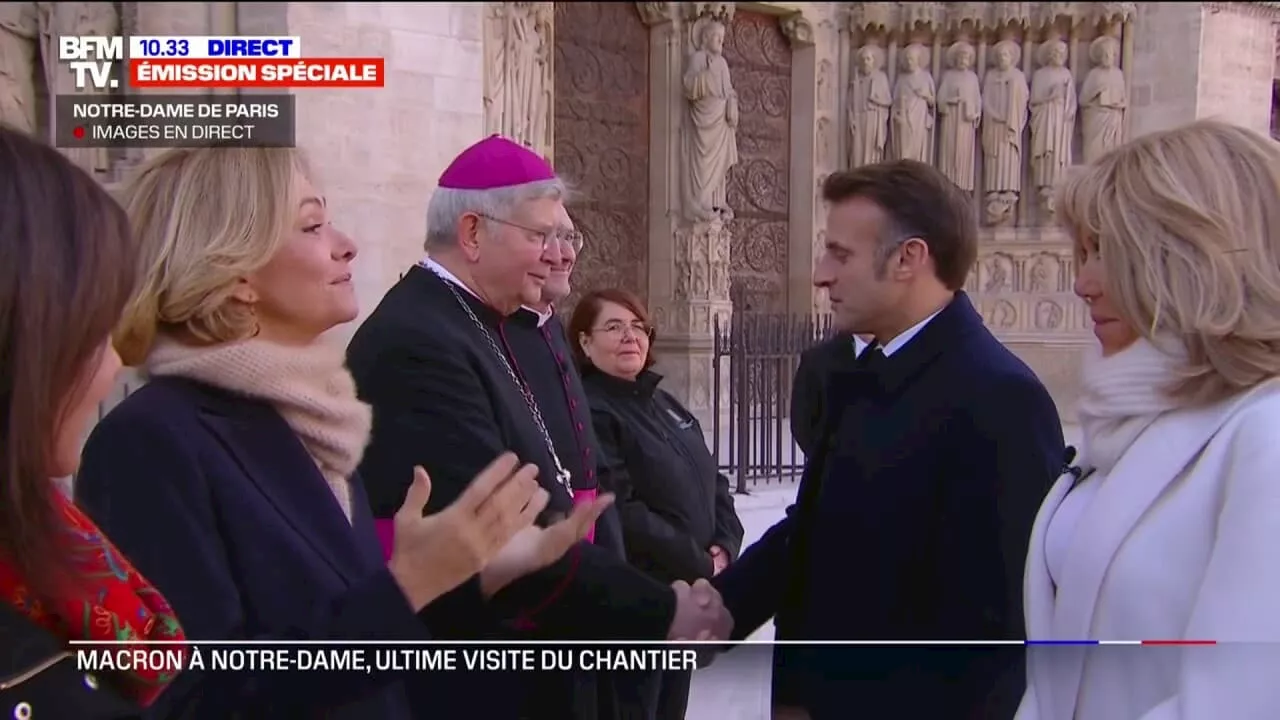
{"left": 115, "top": 147, "right": 309, "bottom": 365}
{"left": 1057, "top": 119, "right": 1280, "bottom": 404}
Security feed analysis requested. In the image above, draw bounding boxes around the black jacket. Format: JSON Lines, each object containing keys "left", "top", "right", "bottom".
{"left": 502, "top": 309, "right": 644, "bottom": 720}
{"left": 0, "top": 602, "right": 139, "bottom": 720}
{"left": 714, "top": 292, "right": 1064, "bottom": 719}
{"left": 583, "top": 367, "right": 744, "bottom": 584}
{"left": 347, "top": 267, "right": 677, "bottom": 718}
{"left": 789, "top": 334, "right": 859, "bottom": 457}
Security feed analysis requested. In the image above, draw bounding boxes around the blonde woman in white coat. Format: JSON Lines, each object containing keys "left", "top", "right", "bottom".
{"left": 1016, "top": 119, "right": 1280, "bottom": 720}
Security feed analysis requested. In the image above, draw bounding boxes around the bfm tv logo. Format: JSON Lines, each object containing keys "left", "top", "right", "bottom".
{"left": 58, "top": 36, "right": 123, "bottom": 91}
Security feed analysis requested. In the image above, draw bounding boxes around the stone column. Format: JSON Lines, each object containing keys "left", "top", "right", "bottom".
{"left": 778, "top": 5, "right": 835, "bottom": 317}
{"left": 482, "top": 2, "right": 555, "bottom": 161}
{"left": 641, "top": 1, "right": 735, "bottom": 423}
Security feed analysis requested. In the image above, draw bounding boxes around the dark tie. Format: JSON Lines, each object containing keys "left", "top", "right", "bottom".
{"left": 856, "top": 345, "right": 886, "bottom": 372}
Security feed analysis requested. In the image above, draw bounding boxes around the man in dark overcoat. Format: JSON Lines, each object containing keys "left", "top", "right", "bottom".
{"left": 346, "top": 135, "right": 731, "bottom": 719}
{"left": 714, "top": 160, "right": 1065, "bottom": 719}
{"left": 789, "top": 333, "right": 870, "bottom": 457}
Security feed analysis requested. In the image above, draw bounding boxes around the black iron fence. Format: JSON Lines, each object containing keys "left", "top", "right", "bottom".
{"left": 711, "top": 312, "right": 835, "bottom": 492}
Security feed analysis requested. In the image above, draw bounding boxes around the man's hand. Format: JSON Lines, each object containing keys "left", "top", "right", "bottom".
{"left": 709, "top": 545, "right": 729, "bottom": 575}
{"left": 667, "top": 578, "right": 733, "bottom": 641}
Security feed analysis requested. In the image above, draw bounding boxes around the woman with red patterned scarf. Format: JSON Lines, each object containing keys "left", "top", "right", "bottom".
{"left": 0, "top": 127, "right": 186, "bottom": 717}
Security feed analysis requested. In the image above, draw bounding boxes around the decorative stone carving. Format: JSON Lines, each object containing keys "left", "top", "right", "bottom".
{"left": 484, "top": 2, "right": 554, "bottom": 159}
{"left": 1034, "top": 299, "right": 1065, "bottom": 330}
{"left": 1092, "top": 2, "right": 1137, "bottom": 26}
{"left": 1080, "top": 35, "right": 1126, "bottom": 163}
{"left": 816, "top": 58, "right": 834, "bottom": 112}
{"left": 1029, "top": 38, "right": 1077, "bottom": 217}
{"left": 41, "top": 2, "right": 118, "bottom": 175}
{"left": 847, "top": 44, "right": 891, "bottom": 168}
{"left": 847, "top": 2, "right": 896, "bottom": 34}
{"left": 937, "top": 42, "right": 981, "bottom": 191}
{"left": 555, "top": 3, "right": 651, "bottom": 309}
{"left": 988, "top": 299, "right": 1018, "bottom": 329}
{"left": 672, "top": 218, "right": 732, "bottom": 324}
{"left": 681, "top": 16, "right": 739, "bottom": 223}
{"left": 891, "top": 43, "right": 935, "bottom": 163}
{"left": 816, "top": 116, "right": 833, "bottom": 167}
{"left": 982, "top": 252, "right": 1015, "bottom": 293}
{"left": 780, "top": 12, "right": 813, "bottom": 46}
{"left": 981, "top": 39, "right": 1029, "bottom": 226}
{"left": 1028, "top": 252, "right": 1064, "bottom": 293}
{"left": 0, "top": 2, "right": 38, "bottom": 133}
{"left": 721, "top": 10, "right": 791, "bottom": 313}
{"left": 635, "top": 1, "right": 674, "bottom": 26}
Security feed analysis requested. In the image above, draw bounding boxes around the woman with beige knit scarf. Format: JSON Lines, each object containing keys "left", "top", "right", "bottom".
{"left": 73, "top": 147, "right": 609, "bottom": 719}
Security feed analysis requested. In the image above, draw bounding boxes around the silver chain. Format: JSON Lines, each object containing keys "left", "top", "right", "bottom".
{"left": 441, "top": 279, "right": 573, "bottom": 493}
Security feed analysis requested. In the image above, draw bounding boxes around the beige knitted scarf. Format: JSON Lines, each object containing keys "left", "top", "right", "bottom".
{"left": 145, "top": 336, "right": 372, "bottom": 523}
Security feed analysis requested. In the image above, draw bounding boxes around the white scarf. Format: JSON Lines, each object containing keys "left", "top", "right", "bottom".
{"left": 1076, "top": 337, "right": 1187, "bottom": 475}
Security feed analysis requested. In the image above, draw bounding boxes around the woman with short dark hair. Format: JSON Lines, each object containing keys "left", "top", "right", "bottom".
{"left": 0, "top": 126, "right": 181, "bottom": 718}
{"left": 569, "top": 288, "right": 744, "bottom": 719}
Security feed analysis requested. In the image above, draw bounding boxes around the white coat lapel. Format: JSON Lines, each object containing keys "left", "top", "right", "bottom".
{"left": 1044, "top": 387, "right": 1268, "bottom": 720}
{"left": 1025, "top": 473, "right": 1073, "bottom": 638}
{"left": 1023, "top": 473, "right": 1074, "bottom": 720}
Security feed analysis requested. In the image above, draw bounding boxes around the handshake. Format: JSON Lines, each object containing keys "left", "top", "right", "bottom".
{"left": 666, "top": 578, "right": 734, "bottom": 641}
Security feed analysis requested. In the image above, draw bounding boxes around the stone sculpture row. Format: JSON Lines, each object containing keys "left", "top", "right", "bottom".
{"left": 848, "top": 35, "right": 1126, "bottom": 226}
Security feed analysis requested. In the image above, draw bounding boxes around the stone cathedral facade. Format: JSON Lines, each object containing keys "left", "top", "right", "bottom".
{"left": 3, "top": 1, "right": 1278, "bottom": 422}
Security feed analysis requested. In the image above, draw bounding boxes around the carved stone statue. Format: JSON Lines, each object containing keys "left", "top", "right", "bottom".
{"left": 846, "top": 44, "right": 891, "bottom": 168}
{"left": 937, "top": 42, "right": 981, "bottom": 191}
{"left": 891, "top": 44, "right": 935, "bottom": 163}
{"left": 682, "top": 19, "right": 739, "bottom": 223}
{"left": 483, "top": 4, "right": 507, "bottom": 137}
{"left": 485, "top": 3, "right": 553, "bottom": 157}
{"left": 40, "top": 2, "right": 117, "bottom": 174}
{"left": 1080, "top": 35, "right": 1126, "bottom": 163}
{"left": 1029, "top": 39, "right": 1077, "bottom": 216}
{"left": 981, "top": 40, "right": 1029, "bottom": 226}
{"left": 0, "top": 2, "right": 39, "bottom": 133}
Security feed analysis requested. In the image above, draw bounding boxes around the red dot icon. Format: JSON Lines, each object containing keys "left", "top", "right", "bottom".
{"left": 72, "top": 126, "right": 85, "bottom": 139}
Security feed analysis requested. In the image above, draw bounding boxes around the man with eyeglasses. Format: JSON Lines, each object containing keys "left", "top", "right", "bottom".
{"left": 346, "top": 135, "right": 732, "bottom": 720}
{"left": 499, "top": 208, "right": 656, "bottom": 720}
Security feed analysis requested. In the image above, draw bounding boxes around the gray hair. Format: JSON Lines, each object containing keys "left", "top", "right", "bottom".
{"left": 424, "top": 177, "right": 568, "bottom": 252}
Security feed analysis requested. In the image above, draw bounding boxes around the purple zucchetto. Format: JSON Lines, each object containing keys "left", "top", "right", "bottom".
{"left": 437, "top": 134, "right": 556, "bottom": 190}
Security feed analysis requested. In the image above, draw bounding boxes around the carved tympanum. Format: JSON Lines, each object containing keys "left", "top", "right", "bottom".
{"left": 891, "top": 43, "right": 935, "bottom": 163}
{"left": 847, "top": 44, "right": 891, "bottom": 168}
{"left": 682, "top": 17, "right": 740, "bottom": 223}
{"left": 937, "top": 41, "right": 981, "bottom": 191}
{"left": 1080, "top": 35, "right": 1126, "bottom": 163}
{"left": 981, "top": 39, "right": 1029, "bottom": 226}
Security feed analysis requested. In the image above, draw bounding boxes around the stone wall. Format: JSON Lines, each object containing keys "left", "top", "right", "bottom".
{"left": 6, "top": 1, "right": 1280, "bottom": 429}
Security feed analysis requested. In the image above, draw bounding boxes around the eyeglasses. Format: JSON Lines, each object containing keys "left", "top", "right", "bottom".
{"left": 592, "top": 320, "right": 653, "bottom": 339}
{"left": 479, "top": 213, "right": 585, "bottom": 253}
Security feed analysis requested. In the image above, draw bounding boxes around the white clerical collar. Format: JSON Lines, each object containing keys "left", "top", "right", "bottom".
{"left": 522, "top": 305, "right": 553, "bottom": 327}
{"left": 878, "top": 308, "right": 943, "bottom": 357}
{"left": 421, "top": 256, "right": 480, "bottom": 300}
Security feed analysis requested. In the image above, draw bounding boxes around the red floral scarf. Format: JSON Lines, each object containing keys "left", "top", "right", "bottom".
{"left": 0, "top": 490, "right": 185, "bottom": 706}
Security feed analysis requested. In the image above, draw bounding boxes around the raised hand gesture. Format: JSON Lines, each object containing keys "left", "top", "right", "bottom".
{"left": 387, "top": 453, "right": 548, "bottom": 610}
{"left": 477, "top": 493, "right": 615, "bottom": 597}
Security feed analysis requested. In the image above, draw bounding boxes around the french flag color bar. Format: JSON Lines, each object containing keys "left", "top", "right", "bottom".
{"left": 1024, "top": 640, "right": 1217, "bottom": 646}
